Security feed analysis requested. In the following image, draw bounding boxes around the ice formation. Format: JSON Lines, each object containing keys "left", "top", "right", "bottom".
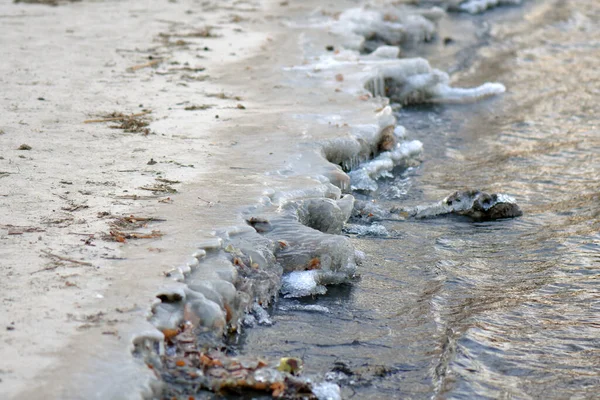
{"left": 454, "top": 0, "right": 522, "bottom": 14}
{"left": 331, "top": 6, "right": 445, "bottom": 52}
{"left": 278, "top": 303, "right": 330, "bottom": 313}
{"left": 289, "top": 45, "right": 505, "bottom": 106}
{"left": 143, "top": 0, "right": 518, "bottom": 396}
{"left": 348, "top": 139, "right": 423, "bottom": 191}
{"left": 393, "top": 190, "right": 523, "bottom": 221}
{"left": 312, "top": 381, "right": 342, "bottom": 400}
{"left": 343, "top": 223, "right": 389, "bottom": 237}
{"left": 365, "top": 58, "right": 506, "bottom": 104}
{"left": 281, "top": 270, "right": 327, "bottom": 298}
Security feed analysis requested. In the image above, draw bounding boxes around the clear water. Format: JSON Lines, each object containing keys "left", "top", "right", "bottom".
{"left": 240, "top": 1, "right": 600, "bottom": 398}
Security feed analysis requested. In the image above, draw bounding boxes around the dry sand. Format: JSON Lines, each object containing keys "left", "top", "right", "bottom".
{"left": 0, "top": 0, "right": 379, "bottom": 398}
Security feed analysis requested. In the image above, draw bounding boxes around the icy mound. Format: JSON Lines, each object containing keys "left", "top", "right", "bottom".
{"left": 394, "top": 190, "right": 523, "bottom": 221}
{"left": 365, "top": 58, "right": 506, "bottom": 104}
{"left": 332, "top": 6, "right": 444, "bottom": 52}
{"left": 455, "top": 0, "right": 522, "bottom": 14}
{"left": 321, "top": 106, "right": 404, "bottom": 172}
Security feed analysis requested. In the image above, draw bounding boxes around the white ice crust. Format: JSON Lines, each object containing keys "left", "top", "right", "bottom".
{"left": 458, "top": 0, "right": 522, "bottom": 14}
{"left": 331, "top": 7, "right": 443, "bottom": 50}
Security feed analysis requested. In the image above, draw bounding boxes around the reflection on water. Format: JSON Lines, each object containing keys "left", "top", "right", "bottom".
{"left": 241, "top": 1, "right": 600, "bottom": 398}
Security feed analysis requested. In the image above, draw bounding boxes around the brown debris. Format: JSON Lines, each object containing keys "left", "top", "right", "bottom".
{"left": 139, "top": 183, "right": 177, "bottom": 194}
{"left": 84, "top": 111, "right": 152, "bottom": 135}
{"left": 305, "top": 257, "right": 321, "bottom": 271}
{"left": 127, "top": 59, "right": 163, "bottom": 72}
{"left": 377, "top": 125, "right": 397, "bottom": 152}
{"left": 155, "top": 178, "right": 180, "bottom": 184}
{"left": 184, "top": 104, "right": 213, "bottom": 111}
{"left": 99, "top": 213, "right": 166, "bottom": 229}
{"left": 105, "top": 229, "right": 164, "bottom": 243}
{"left": 205, "top": 92, "right": 242, "bottom": 101}
{"left": 31, "top": 250, "right": 93, "bottom": 274}
{"left": 156, "top": 323, "right": 318, "bottom": 399}
{"left": 115, "top": 194, "right": 162, "bottom": 200}
{"left": 1, "top": 224, "right": 45, "bottom": 235}
{"left": 98, "top": 213, "right": 165, "bottom": 242}
{"left": 40, "top": 250, "right": 92, "bottom": 266}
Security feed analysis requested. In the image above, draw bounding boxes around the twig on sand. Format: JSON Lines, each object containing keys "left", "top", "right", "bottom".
{"left": 40, "top": 250, "right": 93, "bottom": 266}
{"left": 198, "top": 197, "right": 214, "bottom": 207}
{"left": 83, "top": 111, "right": 151, "bottom": 124}
{"left": 115, "top": 194, "right": 162, "bottom": 200}
{"left": 31, "top": 250, "right": 92, "bottom": 274}
{"left": 1, "top": 224, "right": 46, "bottom": 235}
{"left": 139, "top": 184, "right": 177, "bottom": 193}
{"left": 127, "top": 59, "right": 163, "bottom": 72}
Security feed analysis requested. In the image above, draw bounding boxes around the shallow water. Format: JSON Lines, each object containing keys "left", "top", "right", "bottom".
{"left": 241, "top": 1, "right": 600, "bottom": 398}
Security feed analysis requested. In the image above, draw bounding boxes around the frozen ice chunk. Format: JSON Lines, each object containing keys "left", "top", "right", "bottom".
{"left": 313, "top": 382, "right": 342, "bottom": 400}
{"left": 251, "top": 302, "right": 273, "bottom": 326}
{"left": 281, "top": 270, "right": 327, "bottom": 298}
{"left": 290, "top": 195, "right": 355, "bottom": 235}
{"left": 352, "top": 200, "right": 390, "bottom": 222}
{"left": 279, "top": 303, "right": 330, "bottom": 313}
{"left": 432, "top": 82, "right": 506, "bottom": 103}
{"left": 458, "top": 0, "right": 521, "bottom": 14}
{"left": 332, "top": 7, "right": 440, "bottom": 51}
{"left": 368, "top": 45, "right": 401, "bottom": 59}
{"left": 343, "top": 223, "right": 389, "bottom": 237}
{"left": 349, "top": 140, "right": 422, "bottom": 191}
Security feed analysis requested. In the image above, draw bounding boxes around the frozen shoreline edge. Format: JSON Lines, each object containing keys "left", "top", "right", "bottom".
{"left": 140, "top": 2, "right": 509, "bottom": 398}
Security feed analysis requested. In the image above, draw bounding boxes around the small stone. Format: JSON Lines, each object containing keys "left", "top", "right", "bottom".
{"left": 17, "top": 144, "right": 32, "bottom": 150}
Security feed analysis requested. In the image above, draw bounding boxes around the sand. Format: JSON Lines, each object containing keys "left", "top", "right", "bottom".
{"left": 0, "top": 0, "right": 382, "bottom": 398}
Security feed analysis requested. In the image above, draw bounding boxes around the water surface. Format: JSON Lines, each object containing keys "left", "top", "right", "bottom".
{"left": 241, "top": 1, "right": 600, "bottom": 398}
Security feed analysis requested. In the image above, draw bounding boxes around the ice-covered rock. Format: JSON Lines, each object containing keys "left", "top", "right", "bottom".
{"left": 393, "top": 190, "right": 523, "bottom": 221}
{"left": 343, "top": 223, "right": 389, "bottom": 237}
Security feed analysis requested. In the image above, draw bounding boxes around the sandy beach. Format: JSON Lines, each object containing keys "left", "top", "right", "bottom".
{"left": 0, "top": 0, "right": 386, "bottom": 397}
